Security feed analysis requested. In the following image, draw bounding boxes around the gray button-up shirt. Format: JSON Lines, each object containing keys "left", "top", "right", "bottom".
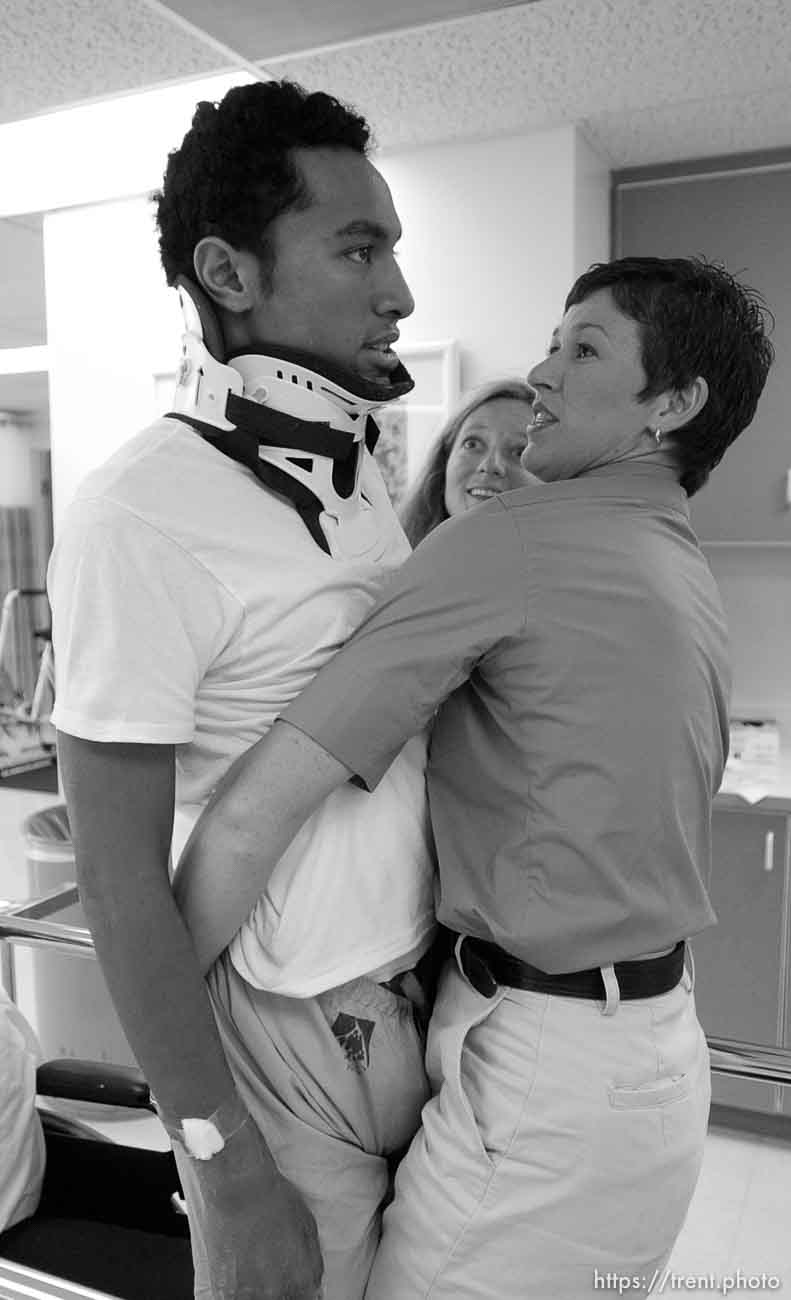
{"left": 285, "top": 464, "right": 729, "bottom": 972}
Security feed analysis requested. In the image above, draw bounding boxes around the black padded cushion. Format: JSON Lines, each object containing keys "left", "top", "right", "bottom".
{"left": 0, "top": 1217, "right": 194, "bottom": 1299}
{"left": 0, "top": 1131, "right": 192, "bottom": 1299}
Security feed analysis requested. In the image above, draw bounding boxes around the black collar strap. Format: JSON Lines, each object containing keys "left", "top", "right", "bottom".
{"left": 223, "top": 394, "right": 380, "bottom": 456}
{"left": 168, "top": 401, "right": 380, "bottom": 456}
{"left": 166, "top": 405, "right": 382, "bottom": 555}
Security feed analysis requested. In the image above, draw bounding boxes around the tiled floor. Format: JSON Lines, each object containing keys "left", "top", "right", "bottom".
{"left": 667, "top": 1124, "right": 791, "bottom": 1287}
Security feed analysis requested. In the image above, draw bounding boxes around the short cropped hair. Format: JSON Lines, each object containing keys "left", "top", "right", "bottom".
{"left": 565, "top": 256, "right": 774, "bottom": 496}
{"left": 399, "top": 380, "right": 535, "bottom": 547}
{"left": 154, "top": 80, "right": 371, "bottom": 287}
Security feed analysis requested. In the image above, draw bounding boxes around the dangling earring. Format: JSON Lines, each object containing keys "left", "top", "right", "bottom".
{"left": 653, "top": 427, "right": 663, "bottom": 445}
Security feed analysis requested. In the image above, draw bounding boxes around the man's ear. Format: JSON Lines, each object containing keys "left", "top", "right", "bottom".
{"left": 657, "top": 376, "right": 710, "bottom": 433}
{"left": 193, "top": 237, "right": 255, "bottom": 316}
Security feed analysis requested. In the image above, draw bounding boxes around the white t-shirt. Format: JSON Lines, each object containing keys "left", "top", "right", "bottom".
{"left": 0, "top": 989, "right": 45, "bottom": 1232}
{"left": 48, "top": 417, "right": 435, "bottom": 995}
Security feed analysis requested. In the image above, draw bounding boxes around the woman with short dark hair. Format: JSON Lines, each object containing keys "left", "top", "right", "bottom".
{"left": 562, "top": 256, "right": 773, "bottom": 496}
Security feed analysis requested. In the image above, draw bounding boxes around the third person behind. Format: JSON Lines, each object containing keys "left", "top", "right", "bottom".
{"left": 400, "top": 380, "right": 538, "bottom": 546}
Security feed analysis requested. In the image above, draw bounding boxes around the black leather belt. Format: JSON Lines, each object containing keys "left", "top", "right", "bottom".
{"left": 457, "top": 935, "right": 686, "bottom": 1001}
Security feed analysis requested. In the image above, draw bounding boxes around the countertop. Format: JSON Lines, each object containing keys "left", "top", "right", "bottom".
{"left": 715, "top": 748, "right": 791, "bottom": 815}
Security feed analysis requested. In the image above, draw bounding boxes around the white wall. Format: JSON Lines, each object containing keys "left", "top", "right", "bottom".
{"left": 379, "top": 125, "right": 610, "bottom": 392}
{"left": 44, "top": 198, "right": 183, "bottom": 527}
{"left": 573, "top": 129, "right": 612, "bottom": 286}
{"left": 0, "top": 73, "right": 252, "bottom": 219}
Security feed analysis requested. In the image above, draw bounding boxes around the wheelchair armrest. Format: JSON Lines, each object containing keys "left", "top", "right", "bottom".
{"left": 36, "top": 1059, "right": 153, "bottom": 1110}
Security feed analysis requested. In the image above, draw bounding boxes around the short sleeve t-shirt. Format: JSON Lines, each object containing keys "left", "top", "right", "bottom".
{"left": 284, "top": 465, "right": 730, "bottom": 973}
{"left": 48, "top": 418, "right": 435, "bottom": 994}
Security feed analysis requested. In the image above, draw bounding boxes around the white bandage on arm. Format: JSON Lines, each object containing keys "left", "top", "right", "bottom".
{"left": 157, "top": 1090, "right": 250, "bottom": 1161}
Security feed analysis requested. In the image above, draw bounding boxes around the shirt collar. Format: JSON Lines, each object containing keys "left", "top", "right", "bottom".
{"left": 508, "top": 462, "right": 689, "bottom": 520}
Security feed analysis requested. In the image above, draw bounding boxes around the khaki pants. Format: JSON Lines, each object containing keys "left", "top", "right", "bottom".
{"left": 366, "top": 955, "right": 710, "bottom": 1299}
{"left": 178, "top": 951, "right": 430, "bottom": 1300}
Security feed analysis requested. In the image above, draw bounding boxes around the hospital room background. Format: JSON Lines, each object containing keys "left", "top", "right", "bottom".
{"left": 0, "top": 0, "right": 790, "bottom": 1285}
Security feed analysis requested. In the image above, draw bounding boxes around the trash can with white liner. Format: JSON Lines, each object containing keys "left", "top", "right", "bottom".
{"left": 17, "top": 804, "right": 136, "bottom": 1066}
{"left": 22, "top": 805, "right": 73, "bottom": 895}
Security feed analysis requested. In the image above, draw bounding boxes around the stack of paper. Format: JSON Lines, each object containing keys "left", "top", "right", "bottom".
{"left": 718, "top": 719, "right": 781, "bottom": 804}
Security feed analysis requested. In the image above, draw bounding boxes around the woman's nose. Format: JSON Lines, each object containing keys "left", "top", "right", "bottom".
{"left": 527, "top": 356, "right": 555, "bottom": 389}
{"left": 478, "top": 448, "right": 505, "bottom": 475}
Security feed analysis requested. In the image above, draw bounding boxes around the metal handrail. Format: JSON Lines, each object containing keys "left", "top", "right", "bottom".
{"left": 0, "top": 887, "right": 94, "bottom": 997}
{"left": 0, "top": 1256, "right": 117, "bottom": 1299}
{"left": 0, "top": 885, "right": 93, "bottom": 955}
{"left": 707, "top": 1036, "right": 791, "bottom": 1087}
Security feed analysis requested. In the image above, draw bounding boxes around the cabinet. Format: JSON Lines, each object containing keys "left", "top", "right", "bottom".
{"left": 693, "top": 805, "right": 791, "bottom": 1115}
{"left": 613, "top": 162, "right": 791, "bottom": 543}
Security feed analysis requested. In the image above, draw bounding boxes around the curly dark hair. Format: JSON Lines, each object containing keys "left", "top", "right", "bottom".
{"left": 565, "top": 256, "right": 775, "bottom": 496}
{"left": 399, "top": 380, "right": 535, "bottom": 547}
{"left": 153, "top": 80, "right": 371, "bottom": 288}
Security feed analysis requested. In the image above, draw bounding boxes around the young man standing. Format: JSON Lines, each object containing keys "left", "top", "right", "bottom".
{"left": 48, "top": 80, "right": 435, "bottom": 1300}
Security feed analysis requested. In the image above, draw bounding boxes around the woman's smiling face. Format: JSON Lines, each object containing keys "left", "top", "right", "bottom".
{"left": 443, "top": 397, "right": 536, "bottom": 516}
{"left": 523, "top": 288, "right": 668, "bottom": 482}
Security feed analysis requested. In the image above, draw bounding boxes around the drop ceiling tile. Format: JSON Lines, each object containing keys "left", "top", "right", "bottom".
{"left": 1, "top": 0, "right": 221, "bottom": 125}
